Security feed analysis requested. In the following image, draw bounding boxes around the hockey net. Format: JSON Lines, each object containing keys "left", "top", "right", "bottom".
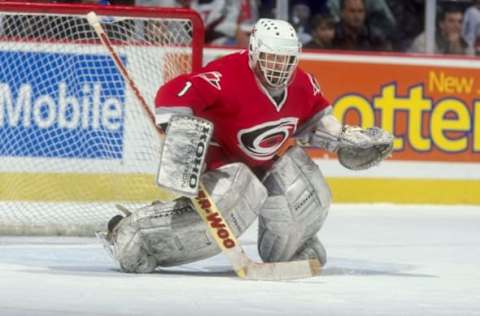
{"left": 0, "top": 3, "right": 204, "bottom": 235}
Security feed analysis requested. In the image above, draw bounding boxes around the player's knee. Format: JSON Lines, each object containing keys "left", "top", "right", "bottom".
{"left": 110, "top": 163, "right": 267, "bottom": 270}
{"left": 258, "top": 223, "right": 328, "bottom": 264}
{"left": 202, "top": 162, "right": 268, "bottom": 235}
{"left": 292, "top": 236, "right": 327, "bottom": 266}
{"left": 258, "top": 146, "right": 331, "bottom": 262}
{"left": 262, "top": 145, "right": 331, "bottom": 227}
{"left": 111, "top": 216, "right": 158, "bottom": 273}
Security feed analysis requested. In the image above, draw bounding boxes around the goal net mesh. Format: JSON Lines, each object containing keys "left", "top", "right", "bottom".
{"left": 0, "top": 4, "right": 202, "bottom": 235}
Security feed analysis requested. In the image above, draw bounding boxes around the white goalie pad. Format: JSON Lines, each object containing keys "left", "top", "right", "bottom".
{"left": 156, "top": 114, "right": 214, "bottom": 197}
{"left": 109, "top": 163, "right": 267, "bottom": 272}
{"left": 258, "top": 146, "right": 331, "bottom": 263}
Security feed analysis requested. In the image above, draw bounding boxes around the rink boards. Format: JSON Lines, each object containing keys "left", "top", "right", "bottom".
{"left": 0, "top": 42, "right": 478, "bottom": 204}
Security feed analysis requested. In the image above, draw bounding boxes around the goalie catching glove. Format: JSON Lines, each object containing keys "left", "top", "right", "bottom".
{"left": 307, "top": 112, "right": 393, "bottom": 170}
{"left": 335, "top": 126, "right": 393, "bottom": 170}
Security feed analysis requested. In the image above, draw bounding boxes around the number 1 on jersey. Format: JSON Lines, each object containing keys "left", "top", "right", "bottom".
{"left": 177, "top": 81, "right": 192, "bottom": 97}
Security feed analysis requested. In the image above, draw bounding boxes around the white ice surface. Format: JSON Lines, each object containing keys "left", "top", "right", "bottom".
{"left": 1, "top": 204, "right": 479, "bottom": 316}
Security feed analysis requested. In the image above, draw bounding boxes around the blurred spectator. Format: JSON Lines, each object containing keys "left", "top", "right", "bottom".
{"left": 136, "top": 0, "right": 241, "bottom": 45}
{"left": 327, "top": 0, "right": 396, "bottom": 34}
{"left": 332, "top": 0, "right": 390, "bottom": 51}
{"left": 233, "top": 0, "right": 259, "bottom": 48}
{"left": 110, "top": 0, "right": 135, "bottom": 4}
{"left": 462, "top": 0, "right": 480, "bottom": 52}
{"left": 386, "top": 0, "right": 424, "bottom": 51}
{"left": 260, "top": 0, "right": 328, "bottom": 21}
{"left": 258, "top": 0, "right": 276, "bottom": 19}
{"left": 304, "top": 14, "right": 335, "bottom": 49}
{"left": 473, "top": 23, "right": 480, "bottom": 55}
{"left": 305, "top": 0, "right": 330, "bottom": 16}
{"left": 1, "top": 0, "right": 135, "bottom": 41}
{"left": 290, "top": 2, "right": 312, "bottom": 44}
{"left": 135, "top": 0, "right": 194, "bottom": 45}
{"left": 191, "top": 0, "right": 240, "bottom": 45}
{"left": 409, "top": 6, "right": 473, "bottom": 56}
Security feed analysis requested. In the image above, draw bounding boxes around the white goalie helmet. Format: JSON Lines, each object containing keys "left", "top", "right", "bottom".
{"left": 248, "top": 18, "right": 302, "bottom": 89}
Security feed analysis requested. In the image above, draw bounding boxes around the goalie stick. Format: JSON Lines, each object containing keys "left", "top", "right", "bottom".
{"left": 86, "top": 11, "right": 321, "bottom": 280}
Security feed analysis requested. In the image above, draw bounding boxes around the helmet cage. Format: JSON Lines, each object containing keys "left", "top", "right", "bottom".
{"left": 256, "top": 51, "right": 299, "bottom": 89}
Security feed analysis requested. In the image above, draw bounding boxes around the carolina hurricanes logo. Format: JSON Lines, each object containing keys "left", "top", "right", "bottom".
{"left": 237, "top": 118, "right": 299, "bottom": 160}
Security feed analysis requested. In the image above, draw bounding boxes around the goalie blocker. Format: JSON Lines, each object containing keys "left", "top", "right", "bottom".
{"left": 156, "top": 114, "right": 213, "bottom": 197}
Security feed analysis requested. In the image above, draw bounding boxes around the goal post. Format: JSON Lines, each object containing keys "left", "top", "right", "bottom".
{"left": 0, "top": 2, "right": 204, "bottom": 235}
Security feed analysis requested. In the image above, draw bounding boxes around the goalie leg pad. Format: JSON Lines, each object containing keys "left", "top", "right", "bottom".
{"left": 200, "top": 163, "right": 268, "bottom": 236}
{"left": 291, "top": 235, "right": 327, "bottom": 266}
{"left": 258, "top": 146, "right": 331, "bottom": 264}
{"left": 112, "top": 163, "right": 267, "bottom": 272}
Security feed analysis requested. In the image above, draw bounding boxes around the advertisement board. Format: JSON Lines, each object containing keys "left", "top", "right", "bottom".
{"left": 300, "top": 52, "right": 480, "bottom": 163}
{"left": 0, "top": 42, "right": 168, "bottom": 203}
{"left": 301, "top": 51, "right": 479, "bottom": 204}
{"left": 0, "top": 50, "right": 125, "bottom": 159}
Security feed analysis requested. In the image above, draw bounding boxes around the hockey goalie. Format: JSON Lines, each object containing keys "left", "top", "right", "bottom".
{"left": 103, "top": 18, "right": 393, "bottom": 273}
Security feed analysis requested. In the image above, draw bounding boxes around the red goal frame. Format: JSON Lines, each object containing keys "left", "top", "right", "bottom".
{"left": 0, "top": 1, "right": 205, "bottom": 72}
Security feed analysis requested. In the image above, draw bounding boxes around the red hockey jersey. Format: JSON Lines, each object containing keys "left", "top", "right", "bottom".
{"left": 155, "top": 51, "right": 330, "bottom": 173}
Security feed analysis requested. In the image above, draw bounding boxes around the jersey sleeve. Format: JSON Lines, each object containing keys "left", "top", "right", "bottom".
{"left": 294, "top": 72, "right": 332, "bottom": 138}
{"left": 306, "top": 72, "right": 330, "bottom": 115}
{"left": 154, "top": 70, "right": 223, "bottom": 124}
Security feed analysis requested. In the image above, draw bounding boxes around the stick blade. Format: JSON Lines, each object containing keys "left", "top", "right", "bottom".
{"left": 244, "top": 259, "right": 321, "bottom": 281}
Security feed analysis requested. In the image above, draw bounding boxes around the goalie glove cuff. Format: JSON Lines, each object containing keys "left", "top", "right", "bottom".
{"left": 310, "top": 129, "right": 341, "bottom": 152}
{"left": 310, "top": 125, "right": 362, "bottom": 152}
{"left": 339, "top": 126, "right": 390, "bottom": 149}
